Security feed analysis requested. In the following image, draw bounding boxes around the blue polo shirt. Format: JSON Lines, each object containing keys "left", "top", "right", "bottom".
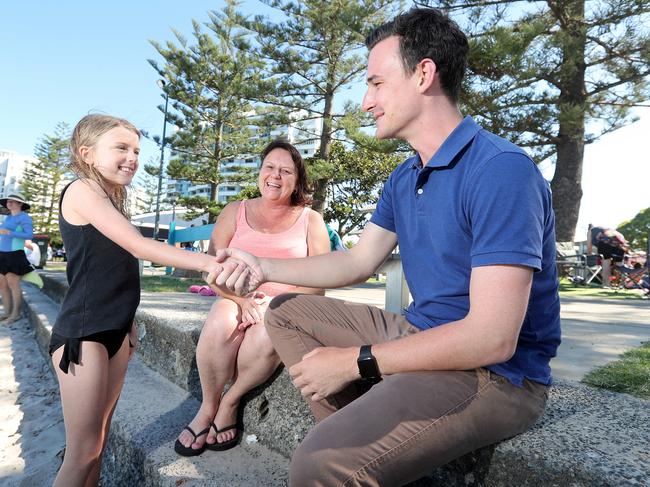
{"left": 370, "top": 116, "right": 561, "bottom": 386}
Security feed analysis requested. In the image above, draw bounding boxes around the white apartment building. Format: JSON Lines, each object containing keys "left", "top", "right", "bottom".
{"left": 0, "top": 149, "right": 34, "bottom": 197}
{"left": 164, "top": 114, "right": 322, "bottom": 203}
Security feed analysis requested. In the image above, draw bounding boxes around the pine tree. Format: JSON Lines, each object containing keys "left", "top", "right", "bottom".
{"left": 618, "top": 207, "right": 649, "bottom": 252}
{"left": 131, "top": 157, "right": 162, "bottom": 214}
{"left": 247, "top": 0, "right": 404, "bottom": 212}
{"left": 420, "top": 0, "right": 650, "bottom": 240}
{"left": 22, "top": 122, "right": 72, "bottom": 243}
{"left": 149, "top": 0, "right": 270, "bottom": 223}
{"left": 323, "top": 141, "right": 401, "bottom": 238}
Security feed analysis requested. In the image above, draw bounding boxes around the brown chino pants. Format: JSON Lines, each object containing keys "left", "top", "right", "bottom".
{"left": 265, "top": 293, "right": 549, "bottom": 487}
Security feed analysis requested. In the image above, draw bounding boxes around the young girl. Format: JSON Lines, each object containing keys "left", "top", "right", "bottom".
{"left": 50, "top": 114, "right": 221, "bottom": 487}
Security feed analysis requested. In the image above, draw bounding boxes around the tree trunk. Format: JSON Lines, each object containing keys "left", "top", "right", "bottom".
{"left": 552, "top": 136, "right": 584, "bottom": 241}
{"left": 209, "top": 121, "right": 223, "bottom": 224}
{"left": 550, "top": 0, "right": 586, "bottom": 242}
{"left": 312, "top": 85, "right": 335, "bottom": 214}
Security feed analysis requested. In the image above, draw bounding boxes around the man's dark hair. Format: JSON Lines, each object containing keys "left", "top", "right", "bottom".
{"left": 260, "top": 139, "right": 313, "bottom": 207}
{"left": 365, "top": 7, "right": 469, "bottom": 102}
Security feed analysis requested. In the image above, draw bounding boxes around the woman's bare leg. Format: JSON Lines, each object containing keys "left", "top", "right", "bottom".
{"left": 0, "top": 273, "right": 12, "bottom": 319}
{"left": 4, "top": 273, "right": 23, "bottom": 322}
{"left": 176, "top": 298, "right": 242, "bottom": 450}
{"left": 213, "top": 321, "right": 281, "bottom": 444}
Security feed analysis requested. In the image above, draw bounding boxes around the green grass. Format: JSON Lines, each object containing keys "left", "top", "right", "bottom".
{"left": 140, "top": 275, "right": 204, "bottom": 293}
{"left": 558, "top": 278, "right": 645, "bottom": 300}
{"left": 582, "top": 341, "right": 650, "bottom": 400}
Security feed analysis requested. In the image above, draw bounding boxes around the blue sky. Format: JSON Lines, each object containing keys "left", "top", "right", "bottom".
{"left": 1, "top": 1, "right": 648, "bottom": 240}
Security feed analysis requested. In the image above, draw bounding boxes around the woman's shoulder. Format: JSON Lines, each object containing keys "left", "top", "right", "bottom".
{"left": 218, "top": 200, "right": 243, "bottom": 221}
{"left": 306, "top": 207, "right": 325, "bottom": 225}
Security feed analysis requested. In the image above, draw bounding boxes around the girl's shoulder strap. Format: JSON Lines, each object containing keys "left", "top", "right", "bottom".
{"left": 58, "top": 179, "right": 78, "bottom": 210}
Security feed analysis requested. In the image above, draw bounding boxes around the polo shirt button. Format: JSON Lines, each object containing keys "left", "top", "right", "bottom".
{"left": 417, "top": 188, "right": 423, "bottom": 195}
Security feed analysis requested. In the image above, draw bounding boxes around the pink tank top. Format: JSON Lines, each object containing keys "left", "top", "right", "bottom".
{"left": 228, "top": 200, "right": 310, "bottom": 297}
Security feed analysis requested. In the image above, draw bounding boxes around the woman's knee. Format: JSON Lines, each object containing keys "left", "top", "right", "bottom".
{"left": 202, "top": 302, "right": 239, "bottom": 338}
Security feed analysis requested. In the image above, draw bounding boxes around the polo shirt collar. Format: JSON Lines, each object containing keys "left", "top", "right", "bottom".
{"left": 411, "top": 116, "right": 481, "bottom": 169}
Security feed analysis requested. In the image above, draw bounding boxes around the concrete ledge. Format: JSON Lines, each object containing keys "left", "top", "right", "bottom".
{"left": 26, "top": 272, "right": 650, "bottom": 486}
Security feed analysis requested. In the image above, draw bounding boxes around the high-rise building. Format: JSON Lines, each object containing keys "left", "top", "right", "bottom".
{"left": 164, "top": 114, "right": 322, "bottom": 203}
{"left": 0, "top": 149, "right": 34, "bottom": 197}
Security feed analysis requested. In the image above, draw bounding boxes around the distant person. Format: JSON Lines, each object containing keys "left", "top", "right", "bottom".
{"left": 174, "top": 140, "right": 330, "bottom": 456}
{"left": 0, "top": 192, "right": 34, "bottom": 323}
{"left": 587, "top": 224, "right": 629, "bottom": 287}
{"left": 47, "top": 243, "right": 53, "bottom": 261}
{"left": 212, "top": 8, "right": 560, "bottom": 486}
{"left": 50, "top": 114, "right": 223, "bottom": 487}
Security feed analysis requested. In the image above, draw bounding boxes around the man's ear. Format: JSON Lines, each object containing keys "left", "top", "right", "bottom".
{"left": 417, "top": 58, "right": 437, "bottom": 93}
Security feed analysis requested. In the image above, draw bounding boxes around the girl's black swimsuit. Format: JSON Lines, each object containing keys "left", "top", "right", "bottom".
{"left": 49, "top": 182, "right": 140, "bottom": 373}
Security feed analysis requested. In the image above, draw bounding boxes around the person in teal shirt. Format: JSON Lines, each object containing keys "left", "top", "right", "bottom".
{"left": 0, "top": 192, "right": 34, "bottom": 323}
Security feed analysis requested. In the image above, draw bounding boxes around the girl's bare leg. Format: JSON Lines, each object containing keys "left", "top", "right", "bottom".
{"left": 52, "top": 337, "right": 129, "bottom": 487}
{"left": 83, "top": 336, "right": 130, "bottom": 487}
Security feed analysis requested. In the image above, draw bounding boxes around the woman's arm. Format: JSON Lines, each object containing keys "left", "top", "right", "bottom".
{"left": 0, "top": 214, "right": 33, "bottom": 240}
{"left": 63, "top": 180, "right": 219, "bottom": 274}
{"left": 293, "top": 209, "right": 331, "bottom": 296}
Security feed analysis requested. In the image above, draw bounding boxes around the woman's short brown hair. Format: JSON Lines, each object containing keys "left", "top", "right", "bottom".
{"left": 260, "top": 139, "right": 313, "bottom": 207}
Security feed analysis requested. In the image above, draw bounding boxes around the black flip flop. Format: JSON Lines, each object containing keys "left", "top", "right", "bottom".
{"left": 205, "top": 421, "right": 241, "bottom": 451}
{"left": 174, "top": 425, "right": 210, "bottom": 457}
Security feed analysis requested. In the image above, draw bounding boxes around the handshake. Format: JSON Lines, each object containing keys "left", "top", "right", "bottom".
{"left": 204, "top": 248, "right": 265, "bottom": 296}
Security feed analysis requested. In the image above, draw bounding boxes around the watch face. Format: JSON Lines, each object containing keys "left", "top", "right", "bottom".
{"left": 358, "top": 356, "right": 380, "bottom": 380}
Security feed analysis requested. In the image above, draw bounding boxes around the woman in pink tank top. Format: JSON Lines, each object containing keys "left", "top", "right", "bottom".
{"left": 175, "top": 140, "right": 330, "bottom": 456}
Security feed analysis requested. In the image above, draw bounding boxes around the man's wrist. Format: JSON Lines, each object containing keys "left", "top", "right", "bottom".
{"left": 356, "top": 344, "right": 382, "bottom": 384}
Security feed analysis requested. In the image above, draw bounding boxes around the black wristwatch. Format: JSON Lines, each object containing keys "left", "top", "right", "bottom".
{"left": 357, "top": 345, "right": 382, "bottom": 384}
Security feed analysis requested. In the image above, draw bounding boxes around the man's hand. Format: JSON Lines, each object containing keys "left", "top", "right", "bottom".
{"left": 289, "top": 347, "right": 359, "bottom": 402}
{"left": 212, "top": 248, "right": 265, "bottom": 295}
{"left": 0, "top": 229, "right": 9, "bottom": 235}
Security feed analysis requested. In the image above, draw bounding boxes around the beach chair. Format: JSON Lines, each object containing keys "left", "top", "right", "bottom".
{"left": 555, "top": 242, "right": 583, "bottom": 277}
{"left": 580, "top": 254, "right": 603, "bottom": 285}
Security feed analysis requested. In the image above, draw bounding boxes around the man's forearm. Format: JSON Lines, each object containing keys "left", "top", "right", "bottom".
{"left": 372, "top": 317, "right": 517, "bottom": 377}
{"left": 261, "top": 249, "right": 376, "bottom": 290}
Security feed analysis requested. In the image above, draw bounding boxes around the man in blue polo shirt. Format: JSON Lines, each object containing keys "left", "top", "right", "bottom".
{"left": 212, "top": 7, "right": 560, "bottom": 486}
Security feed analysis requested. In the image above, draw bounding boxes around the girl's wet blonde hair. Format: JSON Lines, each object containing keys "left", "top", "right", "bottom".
{"left": 69, "top": 114, "right": 140, "bottom": 216}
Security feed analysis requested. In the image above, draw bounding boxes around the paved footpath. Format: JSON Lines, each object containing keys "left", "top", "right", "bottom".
{"left": 553, "top": 296, "right": 650, "bottom": 381}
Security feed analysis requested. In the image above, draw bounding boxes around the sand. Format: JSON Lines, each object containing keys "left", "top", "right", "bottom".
{"left": 0, "top": 317, "right": 64, "bottom": 487}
